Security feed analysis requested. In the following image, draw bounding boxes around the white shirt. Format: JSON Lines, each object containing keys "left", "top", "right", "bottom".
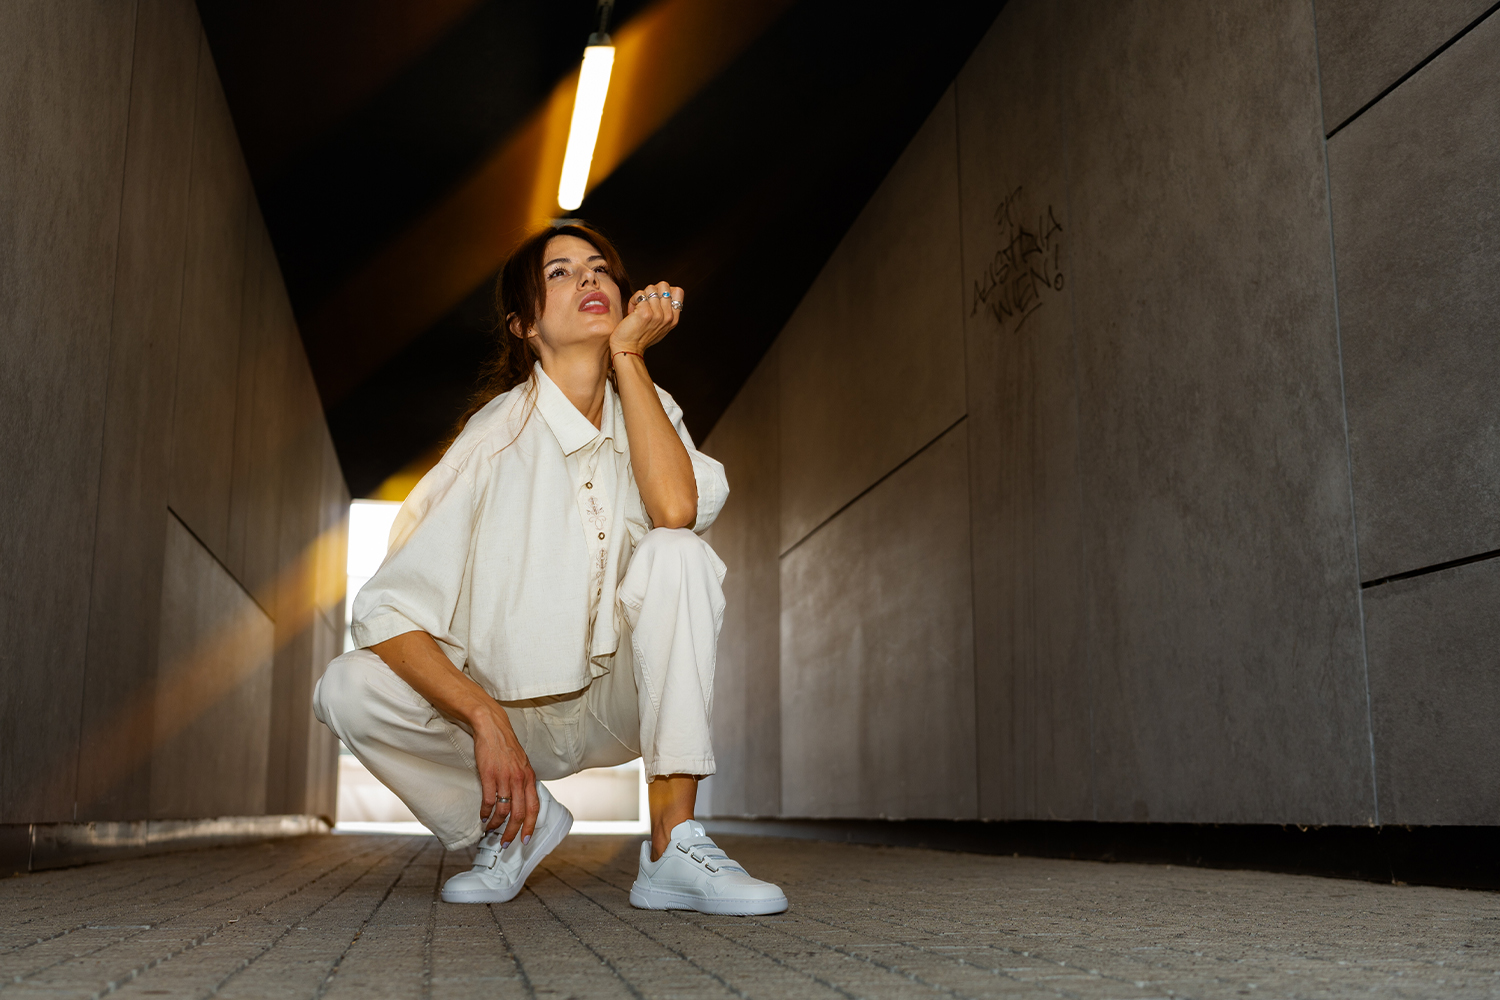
{"left": 350, "top": 363, "right": 729, "bottom": 701}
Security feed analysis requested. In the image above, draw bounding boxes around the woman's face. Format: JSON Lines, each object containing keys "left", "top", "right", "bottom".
{"left": 529, "top": 235, "right": 622, "bottom": 353}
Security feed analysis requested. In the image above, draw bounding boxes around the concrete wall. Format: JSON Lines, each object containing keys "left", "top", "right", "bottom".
{"left": 701, "top": 0, "right": 1500, "bottom": 826}
{"left": 0, "top": 0, "right": 346, "bottom": 827}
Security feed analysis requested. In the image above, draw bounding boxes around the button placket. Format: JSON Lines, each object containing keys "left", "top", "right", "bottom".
{"left": 577, "top": 445, "right": 612, "bottom": 597}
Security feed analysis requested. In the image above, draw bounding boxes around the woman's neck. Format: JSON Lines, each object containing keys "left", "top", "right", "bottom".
{"left": 538, "top": 343, "right": 611, "bottom": 428}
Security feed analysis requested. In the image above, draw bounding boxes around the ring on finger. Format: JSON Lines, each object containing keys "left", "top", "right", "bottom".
{"left": 670, "top": 300, "right": 681, "bottom": 309}
{"left": 498, "top": 797, "right": 510, "bottom": 803}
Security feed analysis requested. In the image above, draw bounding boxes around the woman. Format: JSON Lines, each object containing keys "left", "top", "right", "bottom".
{"left": 314, "top": 224, "right": 786, "bottom": 915}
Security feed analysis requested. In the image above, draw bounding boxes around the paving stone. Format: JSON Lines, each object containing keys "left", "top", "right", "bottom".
{"left": 3, "top": 834, "right": 1500, "bottom": 998}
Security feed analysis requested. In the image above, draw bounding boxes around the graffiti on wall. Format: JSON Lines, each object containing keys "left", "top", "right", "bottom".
{"left": 970, "top": 185, "right": 1064, "bottom": 335}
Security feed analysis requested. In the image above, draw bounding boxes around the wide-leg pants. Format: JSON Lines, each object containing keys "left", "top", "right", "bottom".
{"left": 314, "top": 527, "right": 724, "bottom": 850}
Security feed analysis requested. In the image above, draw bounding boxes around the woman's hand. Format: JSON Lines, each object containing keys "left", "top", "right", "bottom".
{"left": 611, "top": 281, "right": 684, "bottom": 355}
{"left": 371, "top": 630, "right": 540, "bottom": 847}
{"left": 471, "top": 704, "right": 539, "bottom": 847}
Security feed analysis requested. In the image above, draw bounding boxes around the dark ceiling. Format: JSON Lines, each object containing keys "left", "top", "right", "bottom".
{"left": 198, "top": 0, "right": 1006, "bottom": 497}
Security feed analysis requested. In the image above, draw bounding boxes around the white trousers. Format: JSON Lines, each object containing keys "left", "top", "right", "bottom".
{"left": 314, "top": 527, "right": 724, "bottom": 849}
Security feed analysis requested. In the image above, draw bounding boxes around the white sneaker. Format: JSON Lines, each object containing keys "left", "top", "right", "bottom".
{"left": 440, "top": 783, "right": 574, "bottom": 903}
{"left": 629, "top": 820, "right": 788, "bottom": 915}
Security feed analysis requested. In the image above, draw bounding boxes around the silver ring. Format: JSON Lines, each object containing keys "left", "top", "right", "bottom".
{"left": 635, "top": 294, "right": 646, "bottom": 303}
{"left": 646, "top": 291, "right": 660, "bottom": 299}
{"left": 671, "top": 300, "right": 681, "bottom": 310}
{"left": 497, "top": 797, "right": 510, "bottom": 803}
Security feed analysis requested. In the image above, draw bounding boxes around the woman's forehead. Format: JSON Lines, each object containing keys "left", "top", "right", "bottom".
{"left": 544, "top": 234, "right": 601, "bottom": 262}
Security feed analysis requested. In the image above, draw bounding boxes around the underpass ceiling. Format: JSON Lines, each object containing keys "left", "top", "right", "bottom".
{"left": 198, "top": 0, "right": 1007, "bottom": 496}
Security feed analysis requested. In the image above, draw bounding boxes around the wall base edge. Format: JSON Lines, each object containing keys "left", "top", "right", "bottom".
{"left": 699, "top": 818, "right": 1500, "bottom": 890}
{"left": 2, "top": 815, "right": 332, "bottom": 876}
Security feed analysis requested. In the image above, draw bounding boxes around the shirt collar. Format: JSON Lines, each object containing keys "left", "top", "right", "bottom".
{"left": 532, "top": 362, "right": 626, "bottom": 456}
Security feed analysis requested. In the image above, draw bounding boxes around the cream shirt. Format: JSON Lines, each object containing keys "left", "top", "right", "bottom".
{"left": 350, "top": 363, "right": 729, "bottom": 701}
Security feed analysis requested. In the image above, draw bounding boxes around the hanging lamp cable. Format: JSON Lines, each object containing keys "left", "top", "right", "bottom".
{"left": 591, "top": 0, "right": 615, "bottom": 45}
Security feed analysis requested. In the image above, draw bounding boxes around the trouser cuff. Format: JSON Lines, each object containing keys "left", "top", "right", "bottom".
{"left": 644, "top": 756, "right": 716, "bottom": 781}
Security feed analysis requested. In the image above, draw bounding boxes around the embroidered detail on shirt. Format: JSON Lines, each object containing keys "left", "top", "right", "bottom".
{"left": 585, "top": 496, "right": 607, "bottom": 531}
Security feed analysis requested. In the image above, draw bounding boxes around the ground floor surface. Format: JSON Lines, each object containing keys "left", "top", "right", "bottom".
{"left": 3, "top": 832, "right": 1497, "bottom": 998}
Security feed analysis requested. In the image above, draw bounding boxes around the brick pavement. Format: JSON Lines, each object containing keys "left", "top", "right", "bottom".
{"left": 2, "top": 832, "right": 1498, "bottom": 999}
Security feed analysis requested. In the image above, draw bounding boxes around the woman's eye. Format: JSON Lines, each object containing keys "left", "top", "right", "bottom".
{"left": 547, "top": 267, "right": 567, "bottom": 279}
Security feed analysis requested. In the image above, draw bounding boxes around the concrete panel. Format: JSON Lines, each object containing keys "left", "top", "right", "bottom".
{"left": 169, "top": 30, "right": 251, "bottom": 562}
{"left": 700, "top": 344, "right": 781, "bottom": 817}
{"left": 1062, "top": 0, "right": 1373, "bottom": 823}
{"left": 0, "top": 0, "right": 136, "bottom": 822}
{"left": 303, "top": 424, "right": 348, "bottom": 819}
{"left": 1327, "top": 16, "right": 1500, "bottom": 583}
{"left": 305, "top": 610, "right": 344, "bottom": 822}
{"left": 317, "top": 426, "right": 351, "bottom": 637}
{"left": 150, "top": 514, "right": 273, "bottom": 819}
{"left": 1364, "top": 558, "right": 1500, "bottom": 825}
{"left": 237, "top": 225, "right": 298, "bottom": 612}
{"left": 778, "top": 87, "right": 967, "bottom": 553}
{"left": 1314, "top": 0, "right": 1492, "bottom": 131}
{"left": 956, "top": 0, "right": 1090, "bottom": 821}
{"left": 266, "top": 359, "right": 326, "bottom": 814}
{"left": 76, "top": 0, "right": 202, "bottom": 822}
{"left": 781, "top": 423, "right": 977, "bottom": 819}
{"left": 226, "top": 213, "right": 274, "bottom": 590}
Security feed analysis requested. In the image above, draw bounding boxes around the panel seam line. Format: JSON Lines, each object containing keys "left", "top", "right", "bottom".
{"left": 1311, "top": 0, "right": 1379, "bottom": 825}
{"left": 778, "top": 415, "right": 968, "bottom": 560}
{"left": 1361, "top": 547, "right": 1500, "bottom": 589}
{"left": 1324, "top": 0, "right": 1500, "bottom": 139}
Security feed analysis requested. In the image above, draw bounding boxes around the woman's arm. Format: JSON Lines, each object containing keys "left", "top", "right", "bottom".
{"left": 370, "top": 630, "right": 539, "bottom": 846}
{"left": 611, "top": 281, "right": 696, "bottom": 528}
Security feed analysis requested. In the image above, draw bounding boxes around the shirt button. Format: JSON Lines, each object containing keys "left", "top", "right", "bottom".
{"left": 598, "top": 532, "right": 605, "bottom": 540}
{"left": 584, "top": 482, "right": 592, "bottom": 489}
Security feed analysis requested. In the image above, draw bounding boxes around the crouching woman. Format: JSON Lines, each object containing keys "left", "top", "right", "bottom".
{"left": 313, "top": 223, "right": 785, "bottom": 915}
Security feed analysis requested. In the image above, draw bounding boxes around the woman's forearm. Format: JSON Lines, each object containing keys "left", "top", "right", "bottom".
{"left": 613, "top": 352, "right": 697, "bottom": 528}
{"left": 371, "top": 630, "right": 506, "bottom": 732}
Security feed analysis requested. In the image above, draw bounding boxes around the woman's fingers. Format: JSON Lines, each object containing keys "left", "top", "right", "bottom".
{"left": 499, "top": 766, "right": 534, "bottom": 846}
{"left": 486, "top": 779, "right": 512, "bottom": 833}
{"left": 614, "top": 282, "right": 684, "bottom": 353}
{"left": 644, "top": 282, "right": 679, "bottom": 342}
{"left": 519, "top": 777, "right": 540, "bottom": 845}
{"left": 480, "top": 772, "right": 501, "bottom": 828}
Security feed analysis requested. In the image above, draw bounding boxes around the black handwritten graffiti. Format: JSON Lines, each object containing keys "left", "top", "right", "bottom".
{"left": 970, "top": 186, "right": 1064, "bottom": 334}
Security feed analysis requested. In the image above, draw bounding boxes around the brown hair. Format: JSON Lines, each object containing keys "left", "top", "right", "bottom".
{"left": 456, "top": 222, "right": 631, "bottom": 432}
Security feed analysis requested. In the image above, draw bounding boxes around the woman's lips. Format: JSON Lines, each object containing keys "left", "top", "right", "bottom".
{"left": 579, "top": 292, "right": 610, "bottom": 313}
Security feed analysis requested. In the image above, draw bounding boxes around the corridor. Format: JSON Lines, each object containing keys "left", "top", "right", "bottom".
{"left": 4, "top": 834, "right": 1497, "bottom": 999}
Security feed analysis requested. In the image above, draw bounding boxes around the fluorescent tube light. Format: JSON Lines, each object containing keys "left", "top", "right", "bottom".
{"left": 557, "top": 43, "right": 615, "bottom": 211}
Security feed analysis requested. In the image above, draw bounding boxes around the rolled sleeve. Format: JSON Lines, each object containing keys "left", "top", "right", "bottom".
{"left": 689, "top": 450, "right": 729, "bottom": 534}
{"left": 349, "top": 457, "right": 480, "bottom": 663}
{"left": 348, "top": 607, "right": 426, "bottom": 651}
{"left": 655, "top": 387, "right": 731, "bottom": 534}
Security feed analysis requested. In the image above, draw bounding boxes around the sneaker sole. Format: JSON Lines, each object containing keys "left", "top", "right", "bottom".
{"left": 441, "top": 809, "right": 574, "bottom": 904}
{"left": 629, "top": 883, "right": 788, "bottom": 916}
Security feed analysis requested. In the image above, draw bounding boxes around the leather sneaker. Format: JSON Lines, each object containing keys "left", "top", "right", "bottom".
{"left": 440, "top": 783, "right": 574, "bottom": 903}
{"left": 629, "top": 820, "right": 788, "bottom": 915}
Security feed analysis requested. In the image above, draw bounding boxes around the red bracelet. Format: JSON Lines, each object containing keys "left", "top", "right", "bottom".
{"left": 612, "top": 351, "right": 643, "bottom": 362}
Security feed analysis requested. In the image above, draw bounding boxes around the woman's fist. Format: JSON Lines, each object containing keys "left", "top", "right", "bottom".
{"left": 612, "top": 281, "right": 684, "bottom": 356}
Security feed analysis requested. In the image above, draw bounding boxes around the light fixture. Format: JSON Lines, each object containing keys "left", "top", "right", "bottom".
{"left": 557, "top": 1, "right": 616, "bottom": 212}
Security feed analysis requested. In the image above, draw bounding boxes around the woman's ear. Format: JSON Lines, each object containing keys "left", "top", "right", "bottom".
{"left": 507, "top": 313, "right": 531, "bottom": 340}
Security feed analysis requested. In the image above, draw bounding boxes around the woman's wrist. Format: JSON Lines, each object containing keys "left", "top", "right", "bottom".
{"left": 462, "top": 694, "right": 511, "bottom": 737}
{"left": 611, "top": 348, "right": 645, "bottom": 365}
